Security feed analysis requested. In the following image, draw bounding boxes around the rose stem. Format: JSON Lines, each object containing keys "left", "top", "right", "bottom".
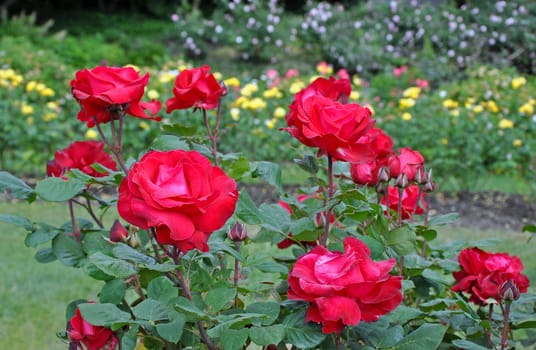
{"left": 93, "top": 116, "right": 129, "bottom": 174}
{"left": 500, "top": 301, "right": 512, "bottom": 350}
{"left": 202, "top": 107, "right": 220, "bottom": 167}
{"left": 319, "top": 154, "right": 334, "bottom": 246}
{"left": 485, "top": 304, "right": 495, "bottom": 348}
{"left": 233, "top": 241, "right": 241, "bottom": 305}
{"left": 172, "top": 248, "right": 216, "bottom": 350}
{"left": 68, "top": 200, "right": 81, "bottom": 242}
{"left": 410, "top": 186, "right": 423, "bottom": 219}
{"left": 397, "top": 187, "right": 403, "bottom": 226}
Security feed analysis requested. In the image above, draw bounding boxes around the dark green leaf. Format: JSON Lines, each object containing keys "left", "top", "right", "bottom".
{"left": 35, "top": 177, "right": 86, "bottom": 202}
{"left": 0, "top": 171, "right": 34, "bottom": 199}
{"left": 226, "top": 156, "right": 251, "bottom": 180}
{"left": 112, "top": 243, "right": 156, "bottom": 265}
{"left": 147, "top": 276, "right": 178, "bottom": 303}
{"left": 512, "top": 319, "right": 536, "bottom": 329}
{"left": 252, "top": 161, "right": 282, "bottom": 191}
{"left": 235, "top": 189, "right": 262, "bottom": 224}
{"left": 99, "top": 279, "right": 126, "bottom": 304}
{"left": 0, "top": 214, "right": 33, "bottom": 230}
{"left": 24, "top": 227, "right": 59, "bottom": 247}
{"left": 451, "top": 340, "right": 491, "bottom": 350}
{"left": 205, "top": 288, "right": 236, "bottom": 313}
{"left": 255, "top": 261, "right": 288, "bottom": 274}
{"left": 89, "top": 252, "right": 137, "bottom": 278}
{"left": 121, "top": 325, "right": 139, "bottom": 350}
{"left": 174, "top": 296, "right": 210, "bottom": 321}
{"left": 387, "top": 305, "right": 423, "bottom": 325}
{"left": 394, "top": 324, "right": 447, "bottom": 350}
{"left": 522, "top": 224, "right": 536, "bottom": 233}
{"left": 293, "top": 155, "right": 319, "bottom": 174}
{"left": 422, "top": 268, "right": 451, "bottom": 285}
{"left": 246, "top": 301, "right": 280, "bottom": 326}
{"left": 258, "top": 202, "right": 291, "bottom": 234}
{"left": 283, "top": 310, "right": 325, "bottom": 348}
{"left": 65, "top": 299, "right": 87, "bottom": 322}
{"left": 221, "top": 328, "right": 249, "bottom": 350}
{"left": 82, "top": 231, "right": 114, "bottom": 255}
{"left": 78, "top": 303, "right": 132, "bottom": 326}
{"left": 52, "top": 233, "right": 85, "bottom": 267}
{"left": 34, "top": 247, "right": 56, "bottom": 263}
{"left": 133, "top": 299, "right": 170, "bottom": 321}
{"left": 156, "top": 314, "right": 186, "bottom": 343}
{"left": 249, "top": 325, "right": 285, "bottom": 346}
{"left": 162, "top": 123, "right": 198, "bottom": 136}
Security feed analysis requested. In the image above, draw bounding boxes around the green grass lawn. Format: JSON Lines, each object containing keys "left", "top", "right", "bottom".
{"left": 0, "top": 201, "right": 102, "bottom": 350}
{"left": 1, "top": 201, "right": 534, "bottom": 349}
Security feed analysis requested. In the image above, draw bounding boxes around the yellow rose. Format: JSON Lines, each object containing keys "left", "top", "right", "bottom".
{"left": 442, "top": 99, "right": 459, "bottom": 109}
{"left": 273, "top": 107, "right": 286, "bottom": 119}
{"left": 402, "top": 112, "right": 412, "bottom": 121}
{"left": 511, "top": 77, "right": 526, "bottom": 89}
{"left": 403, "top": 87, "right": 421, "bottom": 99}
{"left": 289, "top": 81, "right": 305, "bottom": 94}
{"left": 40, "top": 88, "right": 55, "bottom": 97}
{"left": 147, "top": 89, "right": 160, "bottom": 100}
{"left": 21, "top": 104, "right": 34, "bottom": 115}
{"left": 399, "top": 98, "right": 416, "bottom": 109}
{"left": 265, "top": 118, "right": 277, "bottom": 130}
{"left": 26, "top": 81, "right": 37, "bottom": 92}
{"left": 350, "top": 91, "right": 360, "bottom": 101}
{"left": 230, "top": 108, "right": 240, "bottom": 121}
{"left": 224, "top": 77, "right": 240, "bottom": 87}
{"left": 498, "top": 118, "right": 514, "bottom": 129}
{"left": 486, "top": 100, "right": 499, "bottom": 113}
{"left": 513, "top": 139, "right": 522, "bottom": 147}
{"left": 85, "top": 129, "right": 98, "bottom": 139}
{"left": 519, "top": 103, "right": 534, "bottom": 115}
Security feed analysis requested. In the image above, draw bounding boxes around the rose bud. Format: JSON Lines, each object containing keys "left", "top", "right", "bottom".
{"left": 375, "top": 181, "right": 388, "bottom": 195}
{"left": 415, "top": 166, "right": 428, "bottom": 185}
{"left": 110, "top": 219, "right": 129, "bottom": 243}
{"left": 377, "top": 166, "right": 391, "bottom": 183}
{"left": 395, "top": 173, "right": 409, "bottom": 189}
{"left": 227, "top": 222, "right": 247, "bottom": 242}
{"left": 499, "top": 279, "right": 520, "bottom": 301}
{"left": 424, "top": 180, "right": 436, "bottom": 193}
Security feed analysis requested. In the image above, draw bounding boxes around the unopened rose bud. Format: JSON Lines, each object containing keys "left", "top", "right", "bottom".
{"left": 110, "top": 219, "right": 129, "bottom": 243}
{"left": 415, "top": 167, "right": 428, "bottom": 185}
{"left": 395, "top": 173, "right": 409, "bottom": 189}
{"left": 377, "top": 166, "right": 391, "bottom": 183}
{"left": 375, "top": 181, "right": 388, "bottom": 195}
{"left": 227, "top": 222, "right": 247, "bottom": 241}
{"left": 499, "top": 279, "right": 520, "bottom": 301}
{"left": 423, "top": 180, "right": 436, "bottom": 193}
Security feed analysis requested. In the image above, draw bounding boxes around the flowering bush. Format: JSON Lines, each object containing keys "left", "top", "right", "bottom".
{"left": 0, "top": 63, "right": 534, "bottom": 349}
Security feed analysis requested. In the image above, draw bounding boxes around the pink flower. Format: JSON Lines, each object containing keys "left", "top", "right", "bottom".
{"left": 285, "top": 69, "right": 299, "bottom": 79}
{"left": 288, "top": 237, "right": 402, "bottom": 334}
{"left": 415, "top": 78, "right": 429, "bottom": 89}
{"left": 393, "top": 65, "right": 407, "bottom": 77}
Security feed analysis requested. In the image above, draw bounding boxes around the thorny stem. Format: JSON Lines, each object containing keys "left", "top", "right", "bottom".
{"left": 485, "top": 304, "right": 497, "bottom": 349}
{"left": 397, "top": 187, "right": 404, "bottom": 226}
{"left": 320, "top": 154, "right": 334, "bottom": 246}
{"left": 68, "top": 200, "right": 81, "bottom": 242}
{"left": 202, "top": 107, "right": 220, "bottom": 167}
{"left": 92, "top": 115, "right": 129, "bottom": 174}
{"left": 411, "top": 186, "right": 423, "bottom": 219}
{"left": 233, "top": 241, "right": 241, "bottom": 305}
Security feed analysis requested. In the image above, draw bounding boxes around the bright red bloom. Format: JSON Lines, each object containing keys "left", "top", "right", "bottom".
{"left": 452, "top": 247, "right": 530, "bottom": 305}
{"left": 46, "top": 141, "right": 117, "bottom": 178}
{"left": 68, "top": 307, "right": 118, "bottom": 350}
{"left": 109, "top": 219, "right": 128, "bottom": 243}
{"left": 284, "top": 77, "right": 374, "bottom": 160}
{"left": 166, "top": 65, "right": 226, "bottom": 112}
{"left": 388, "top": 147, "right": 425, "bottom": 182}
{"left": 71, "top": 66, "right": 161, "bottom": 127}
{"left": 381, "top": 185, "right": 426, "bottom": 220}
{"left": 349, "top": 128, "right": 394, "bottom": 185}
{"left": 117, "top": 150, "right": 238, "bottom": 253}
{"left": 288, "top": 237, "right": 402, "bottom": 334}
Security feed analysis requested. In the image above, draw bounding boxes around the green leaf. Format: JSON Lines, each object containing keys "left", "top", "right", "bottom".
{"left": 156, "top": 313, "right": 186, "bottom": 343}
{"left": 35, "top": 177, "right": 86, "bottom": 202}
{"left": 99, "top": 279, "right": 126, "bottom": 304}
{"left": 0, "top": 214, "right": 33, "bottom": 230}
{"left": 246, "top": 301, "right": 280, "bottom": 326}
{"left": 451, "top": 339, "right": 491, "bottom": 350}
{"left": 252, "top": 161, "right": 282, "bottom": 191}
{"left": 235, "top": 188, "right": 262, "bottom": 224}
{"left": 83, "top": 231, "right": 114, "bottom": 255}
{"left": 293, "top": 155, "right": 319, "bottom": 174}
{"left": 89, "top": 252, "right": 137, "bottom": 278}
{"left": 174, "top": 296, "right": 210, "bottom": 321}
{"left": 428, "top": 213, "right": 459, "bottom": 226}
{"left": 258, "top": 202, "right": 291, "bottom": 234}
{"left": 512, "top": 319, "right": 536, "bottom": 329}
{"left": 34, "top": 247, "right": 56, "bottom": 263}
{"left": 226, "top": 156, "right": 251, "bottom": 180}
{"left": 151, "top": 134, "right": 190, "bottom": 151}
{"left": 205, "top": 287, "right": 236, "bottom": 313}
{"left": 147, "top": 276, "right": 178, "bottom": 303}
{"left": 78, "top": 303, "right": 132, "bottom": 326}
{"left": 422, "top": 268, "right": 452, "bottom": 285}
{"left": 255, "top": 261, "right": 288, "bottom": 274}
{"left": 121, "top": 325, "right": 139, "bottom": 350}
{"left": 112, "top": 243, "right": 156, "bottom": 265}
{"left": 289, "top": 217, "right": 317, "bottom": 240}
{"left": 24, "top": 227, "right": 59, "bottom": 247}
{"left": 133, "top": 299, "right": 170, "bottom": 321}
{"left": 394, "top": 324, "right": 447, "bottom": 350}
{"left": 384, "top": 225, "right": 416, "bottom": 256}
{"left": 221, "top": 328, "right": 249, "bottom": 350}
{"left": 162, "top": 123, "right": 198, "bottom": 136}
{"left": 386, "top": 305, "right": 423, "bottom": 325}
{"left": 52, "top": 233, "right": 85, "bottom": 267}
{"left": 283, "top": 310, "right": 325, "bottom": 348}
{"left": 249, "top": 325, "right": 285, "bottom": 346}
{"left": 0, "top": 171, "right": 34, "bottom": 199}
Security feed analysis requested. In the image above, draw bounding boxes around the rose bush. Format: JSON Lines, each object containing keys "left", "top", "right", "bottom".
{"left": 0, "top": 63, "right": 534, "bottom": 350}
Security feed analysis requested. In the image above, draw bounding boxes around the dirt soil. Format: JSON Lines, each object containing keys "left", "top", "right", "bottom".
{"left": 242, "top": 184, "right": 536, "bottom": 232}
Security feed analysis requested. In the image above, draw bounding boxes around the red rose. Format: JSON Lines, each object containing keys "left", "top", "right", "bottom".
{"left": 109, "top": 219, "right": 128, "bottom": 243}
{"left": 166, "top": 65, "right": 226, "bottom": 112}
{"left": 388, "top": 147, "right": 425, "bottom": 182}
{"left": 68, "top": 306, "right": 118, "bottom": 350}
{"left": 117, "top": 150, "right": 238, "bottom": 253}
{"left": 381, "top": 185, "right": 426, "bottom": 220}
{"left": 71, "top": 66, "right": 161, "bottom": 127}
{"left": 452, "top": 247, "right": 530, "bottom": 305}
{"left": 349, "top": 128, "right": 394, "bottom": 185}
{"left": 288, "top": 237, "right": 402, "bottom": 334}
{"left": 47, "top": 141, "right": 117, "bottom": 178}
